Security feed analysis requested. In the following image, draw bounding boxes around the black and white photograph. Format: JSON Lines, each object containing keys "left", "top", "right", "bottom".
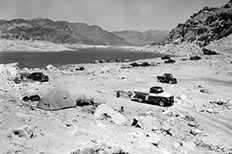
{"left": 0, "top": 0, "right": 232, "bottom": 153}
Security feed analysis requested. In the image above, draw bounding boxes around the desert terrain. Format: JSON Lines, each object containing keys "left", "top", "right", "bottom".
{"left": 1, "top": 1, "right": 232, "bottom": 153}
{"left": 0, "top": 48, "right": 232, "bottom": 154}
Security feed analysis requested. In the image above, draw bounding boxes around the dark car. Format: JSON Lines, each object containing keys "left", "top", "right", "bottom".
{"left": 161, "top": 55, "right": 171, "bottom": 60}
{"left": 130, "top": 62, "right": 151, "bottom": 67}
{"left": 23, "top": 95, "right": 40, "bottom": 101}
{"left": 27, "top": 72, "right": 49, "bottom": 82}
{"left": 190, "top": 55, "right": 201, "bottom": 60}
{"left": 133, "top": 86, "right": 174, "bottom": 107}
{"left": 202, "top": 48, "right": 218, "bottom": 55}
{"left": 157, "top": 73, "right": 177, "bottom": 84}
{"left": 164, "top": 58, "right": 176, "bottom": 64}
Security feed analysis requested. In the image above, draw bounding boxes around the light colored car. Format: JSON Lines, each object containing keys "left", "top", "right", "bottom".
{"left": 132, "top": 86, "right": 174, "bottom": 107}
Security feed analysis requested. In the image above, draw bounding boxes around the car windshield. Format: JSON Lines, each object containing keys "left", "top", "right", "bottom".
{"left": 156, "top": 88, "right": 164, "bottom": 93}
{"left": 34, "top": 72, "right": 44, "bottom": 75}
{"left": 165, "top": 74, "right": 172, "bottom": 78}
{"left": 150, "top": 87, "right": 164, "bottom": 93}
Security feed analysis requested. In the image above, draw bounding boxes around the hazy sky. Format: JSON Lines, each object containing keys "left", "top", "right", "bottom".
{"left": 0, "top": 0, "right": 228, "bottom": 31}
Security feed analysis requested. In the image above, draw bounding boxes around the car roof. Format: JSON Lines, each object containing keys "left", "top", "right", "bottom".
{"left": 150, "top": 86, "right": 162, "bottom": 89}
{"left": 150, "top": 86, "right": 164, "bottom": 93}
{"left": 31, "top": 72, "right": 43, "bottom": 74}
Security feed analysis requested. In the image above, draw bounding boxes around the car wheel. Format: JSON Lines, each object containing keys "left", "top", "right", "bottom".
{"left": 138, "top": 98, "right": 143, "bottom": 103}
{"left": 158, "top": 99, "right": 165, "bottom": 107}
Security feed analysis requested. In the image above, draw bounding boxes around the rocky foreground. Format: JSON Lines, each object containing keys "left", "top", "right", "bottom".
{"left": 0, "top": 52, "right": 232, "bottom": 154}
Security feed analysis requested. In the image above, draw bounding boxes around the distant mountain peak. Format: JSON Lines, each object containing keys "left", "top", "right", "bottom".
{"left": 113, "top": 29, "right": 169, "bottom": 46}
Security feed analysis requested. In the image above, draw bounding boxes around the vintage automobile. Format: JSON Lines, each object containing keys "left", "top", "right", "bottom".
{"left": 132, "top": 86, "right": 174, "bottom": 107}
{"left": 27, "top": 72, "right": 49, "bottom": 82}
{"left": 190, "top": 55, "right": 201, "bottom": 60}
{"left": 202, "top": 48, "right": 218, "bottom": 55}
{"left": 164, "top": 58, "right": 176, "bottom": 64}
{"left": 161, "top": 55, "right": 171, "bottom": 60}
{"left": 130, "top": 62, "right": 151, "bottom": 67}
{"left": 157, "top": 73, "right": 177, "bottom": 84}
{"left": 23, "top": 95, "right": 40, "bottom": 101}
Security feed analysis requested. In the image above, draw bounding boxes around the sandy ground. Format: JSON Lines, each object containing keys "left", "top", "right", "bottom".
{"left": 0, "top": 53, "right": 232, "bottom": 154}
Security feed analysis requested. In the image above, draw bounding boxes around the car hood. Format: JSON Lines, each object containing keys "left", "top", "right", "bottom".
{"left": 149, "top": 92, "right": 172, "bottom": 97}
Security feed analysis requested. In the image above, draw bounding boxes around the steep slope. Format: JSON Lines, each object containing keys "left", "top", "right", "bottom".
{"left": 206, "top": 33, "right": 232, "bottom": 54}
{"left": 113, "top": 30, "right": 169, "bottom": 46}
{"left": 165, "top": 0, "right": 232, "bottom": 46}
{"left": 0, "top": 18, "right": 132, "bottom": 46}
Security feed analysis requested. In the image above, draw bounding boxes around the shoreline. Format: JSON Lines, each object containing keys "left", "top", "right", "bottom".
{"left": 0, "top": 38, "right": 147, "bottom": 53}
{"left": 0, "top": 38, "right": 180, "bottom": 56}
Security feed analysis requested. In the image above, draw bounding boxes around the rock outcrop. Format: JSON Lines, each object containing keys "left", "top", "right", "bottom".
{"left": 165, "top": 0, "right": 232, "bottom": 46}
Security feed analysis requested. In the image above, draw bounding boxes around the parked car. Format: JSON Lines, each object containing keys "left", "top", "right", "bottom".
{"left": 132, "top": 86, "right": 174, "bottom": 107}
{"left": 157, "top": 73, "right": 177, "bottom": 84}
{"left": 202, "top": 48, "right": 218, "bottom": 55}
{"left": 161, "top": 55, "right": 171, "bottom": 60}
{"left": 130, "top": 62, "right": 151, "bottom": 67}
{"left": 164, "top": 58, "right": 176, "bottom": 64}
{"left": 23, "top": 95, "right": 40, "bottom": 101}
{"left": 27, "top": 72, "right": 49, "bottom": 82}
{"left": 190, "top": 55, "right": 201, "bottom": 60}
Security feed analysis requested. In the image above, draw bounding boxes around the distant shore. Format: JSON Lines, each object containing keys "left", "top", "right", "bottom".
{"left": 0, "top": 38, "right": 150, "bottom": 53}
{"left": 2, "top": 38, "right": 231, "bottom": 57}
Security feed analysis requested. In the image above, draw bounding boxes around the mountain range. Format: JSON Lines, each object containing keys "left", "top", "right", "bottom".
{"left": 0, "top": 18, "right": 132, "bottom": 46}
{"left": 0, "top": 1, "right": 231, "bottom": 47}
{"left": 0, "top": 18, "right": 170, "bottom": 46}
{"left": 112, "top": 30, "right": 169, "bottom": 46}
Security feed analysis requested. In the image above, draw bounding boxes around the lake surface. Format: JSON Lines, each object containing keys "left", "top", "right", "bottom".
{"left": 0, "top": 48, "right": 166, "bottom": 68}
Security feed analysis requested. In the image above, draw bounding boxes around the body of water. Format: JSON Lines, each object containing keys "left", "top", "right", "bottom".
{"left": 0, "top": 48, "right": 166, "bottom": 68}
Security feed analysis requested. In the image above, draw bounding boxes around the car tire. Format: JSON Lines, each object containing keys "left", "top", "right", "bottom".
{"left": 138, "top": 98, "right": 143, "bottom": 103}
{"left": 158, "top": 99, "right": 165, "bottom": 107}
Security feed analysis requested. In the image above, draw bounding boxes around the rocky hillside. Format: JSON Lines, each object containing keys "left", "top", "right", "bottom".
{"left": 113, "top": 30, "right": 169, "bottom": 46}
{"left": 206, "top": 32, "right": 232, "bottom": 54}
{"left": 0, "top": 18, "right": 132, "bottom": 46}
{"left": 165, "top": 0, "right": 232, "bottom": 46}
